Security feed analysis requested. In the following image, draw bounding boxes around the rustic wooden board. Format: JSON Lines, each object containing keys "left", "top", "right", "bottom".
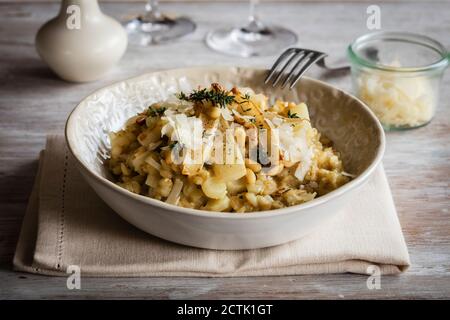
{"left": 0, "top": 1, "right": 449, "bottom": 299}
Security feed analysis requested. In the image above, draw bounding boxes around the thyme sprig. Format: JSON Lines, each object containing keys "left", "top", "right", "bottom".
{"left": 287, "top": 110, "right": 300, "bottom": 118}
{"left": 176, "top": 87, "right": 235, "bottom": 108}
{"left": 147, "top": 106, "right": 167, "bottom": 117}
{"left": 238, "top": 93, "right": 251, "bottom": 104}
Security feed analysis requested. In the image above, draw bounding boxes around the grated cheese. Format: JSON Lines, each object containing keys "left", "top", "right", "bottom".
{"left": 357, "top": 71, "right": 435, "bottom": 127}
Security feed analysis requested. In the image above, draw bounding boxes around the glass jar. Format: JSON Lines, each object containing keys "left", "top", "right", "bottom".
{"left": 347, "top": 32, "right": 449, "bottom": 130}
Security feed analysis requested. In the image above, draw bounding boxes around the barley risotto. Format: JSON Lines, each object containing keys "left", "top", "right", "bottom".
{"left": 107, "top": 83, "right": 352, "bottom": 212}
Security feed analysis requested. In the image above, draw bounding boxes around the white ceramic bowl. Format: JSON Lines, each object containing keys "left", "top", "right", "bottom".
{"left": 65, "top": 67, "right": 385, "bottom": 250}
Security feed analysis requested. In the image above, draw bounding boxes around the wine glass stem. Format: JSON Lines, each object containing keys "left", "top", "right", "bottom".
{"left": 248, "top": 0, "right": 258, "bottom": 22}
{"left": 245, "top": 0, "right": 266, "bottom": 32}
{"left": 144, "top": 0, "right": 162, "bottom": 20}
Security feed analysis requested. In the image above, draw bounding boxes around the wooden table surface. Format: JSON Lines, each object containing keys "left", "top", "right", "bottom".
{"left": 1, "top": 1, "right": 449, "bottom": 299}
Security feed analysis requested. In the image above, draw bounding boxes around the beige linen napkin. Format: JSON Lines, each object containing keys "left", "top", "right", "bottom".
{"left": 13, "top": 135, "right": 410, "bottom": 277}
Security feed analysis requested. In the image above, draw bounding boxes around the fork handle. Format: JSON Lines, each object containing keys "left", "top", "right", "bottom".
{"left": 316, "top": 58, "right": 350, "bottom": 72}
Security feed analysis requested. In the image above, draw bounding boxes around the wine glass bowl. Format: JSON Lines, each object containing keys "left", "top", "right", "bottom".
{"left": 206, "top": 0, "right": 298, "bottom": 57}
{"left": 125, "top": 0, "right": 196, "bottom": 45}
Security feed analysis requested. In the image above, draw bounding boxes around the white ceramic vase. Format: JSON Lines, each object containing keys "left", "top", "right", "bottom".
{"left": 35, "top": 0, "right": 127, "bottom": 82}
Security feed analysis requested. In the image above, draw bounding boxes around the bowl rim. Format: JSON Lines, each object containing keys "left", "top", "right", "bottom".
{"left": 65, "top": 66, "right": 385, "bottom": 220}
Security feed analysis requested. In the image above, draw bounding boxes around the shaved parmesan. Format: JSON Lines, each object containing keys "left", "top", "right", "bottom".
{"left": 161, "top": 113, "right": 204, "bottom": 151}
{"left": 221, "top": 107, "right": 234, "bottom": 121}
{"left": 279, "top": 122, "right": 313, "bottom": 181}
{"left": 202, "top": 120, "right": 219, "bottom": 164}
{"left": 166, "top": 179, "right": 183, "bottom": 205}
{"left": 342, "top": 171, "right": 356, "bottom": 178}
{"left": 232, "top": 109, "right": 256, "bottom": 122}
{"left": 145, "top": 156, "right": 161, "bottom": 170}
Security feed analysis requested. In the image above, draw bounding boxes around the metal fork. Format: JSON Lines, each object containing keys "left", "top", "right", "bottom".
{"left": 265, "top": 48, "right": 350, "bottom": 89}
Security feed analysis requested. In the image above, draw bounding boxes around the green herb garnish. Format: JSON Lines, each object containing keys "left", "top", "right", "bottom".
{"left": 287, "top": 110, "right": 300, "bottom": 118}
{"left": 176, "top": 87, "right": 235, "bottom": 108}
{"left": 176, "top": 92, "right": 189, "bottom": 101}
{"left": 147, "top": 106, "right": 167, "bottom": 117}
{"left": 238, "top": 93, "right": 251, "bottom": 105}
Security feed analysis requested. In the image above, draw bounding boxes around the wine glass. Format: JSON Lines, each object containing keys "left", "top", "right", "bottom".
{"left": 206, "top": 0, "right": 297, "bottom": 57}
{"left": 125, "top": 0, "right": 196, "bottom": 45}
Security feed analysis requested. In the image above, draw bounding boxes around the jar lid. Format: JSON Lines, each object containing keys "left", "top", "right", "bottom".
{"left": 348, "top": 31, "right": 449, "bottom": 73}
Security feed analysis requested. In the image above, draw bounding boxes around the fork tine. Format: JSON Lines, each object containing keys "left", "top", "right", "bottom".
{"left": 288, "top": 52, "right": 328, "bottom": 89}
{"left": 264, "top": 48, "right": 297, "bottom": 84}
{"left": 281, "top": 51, "right": 314, "bottom": 89}
{"left": 272, "top": 50, "right": 305, "bottom": 87}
